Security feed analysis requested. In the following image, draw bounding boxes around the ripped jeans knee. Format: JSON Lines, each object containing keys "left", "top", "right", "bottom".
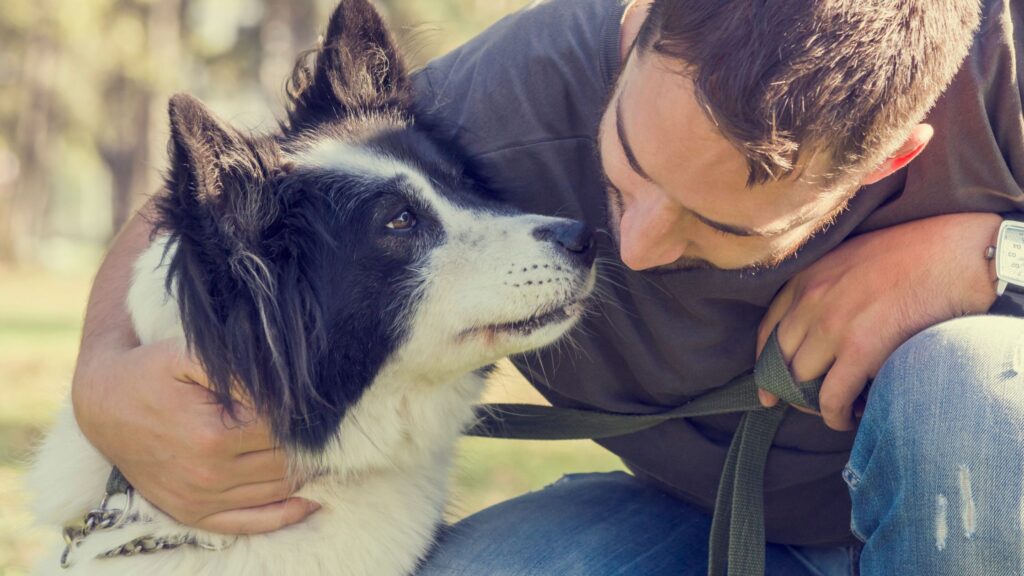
{"left": 845, "top": 316, "right": 1024, "bottom": 575}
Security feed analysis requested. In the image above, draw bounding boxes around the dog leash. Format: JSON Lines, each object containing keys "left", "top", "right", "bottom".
{"left": 66, "top": 328, "right": 812, "bottom": 575}
{"left": 467, "top": 327, "right": 822, "bottom": 576}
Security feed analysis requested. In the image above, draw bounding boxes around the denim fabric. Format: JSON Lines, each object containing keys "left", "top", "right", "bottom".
{"left": 416, "top": 472, "right": 851, "bottom": 575}
{"left": 846, "top": 316, "right": 1024, "bottom": 575}
{"left": 417, "top": 315, "right": 1024, "bottom": 575}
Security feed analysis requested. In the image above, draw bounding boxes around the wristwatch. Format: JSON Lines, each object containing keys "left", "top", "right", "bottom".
{"left": 989, "top": 215, "right": 1024, "bottom": 316}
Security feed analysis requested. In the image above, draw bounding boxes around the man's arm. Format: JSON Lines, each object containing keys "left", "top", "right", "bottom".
{"left": 756, "top": 212, "right": 1001, "bottom": 430}
{"left": 71, "top": 201, "right": 318, "bottom": 534}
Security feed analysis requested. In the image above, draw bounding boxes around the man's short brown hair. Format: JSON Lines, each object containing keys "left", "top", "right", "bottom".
{"left": 637, "top": 0, "right": 982, "bottom": 186}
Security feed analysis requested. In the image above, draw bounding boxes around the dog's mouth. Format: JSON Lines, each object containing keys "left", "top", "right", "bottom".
{"left": 462, "top": 298, "right": 585, "bottom": 340}
{"left": 493, "top": 299, "right": 585, "bottom": 335}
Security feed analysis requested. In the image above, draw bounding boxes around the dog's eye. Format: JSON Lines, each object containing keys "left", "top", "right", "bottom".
{"left": 386, "top": 210, "right": 417, "bottom": 231}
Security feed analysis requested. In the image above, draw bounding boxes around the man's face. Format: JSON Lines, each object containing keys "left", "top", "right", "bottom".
{"left": 597, "top": 48, "right": 851, "bottom": 272}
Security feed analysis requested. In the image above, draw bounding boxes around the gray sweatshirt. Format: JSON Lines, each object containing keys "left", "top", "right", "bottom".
{"left": 412, "top": 0, "right": 1024, "bottom": 546}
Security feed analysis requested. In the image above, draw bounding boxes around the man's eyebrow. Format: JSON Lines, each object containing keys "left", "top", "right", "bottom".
{"left": 614, "top": 92, "right": 801, "bottom": 239}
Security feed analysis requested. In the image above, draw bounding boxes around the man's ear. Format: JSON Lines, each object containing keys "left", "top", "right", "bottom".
{"left": 285, "top": 0, "right": 409, "bottom": 132}
{"left": 860, "top": 123, "right": 934, "bottom": 186}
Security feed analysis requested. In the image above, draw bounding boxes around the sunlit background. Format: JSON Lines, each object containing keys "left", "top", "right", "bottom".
{"left": 0, "top": 1, "right": 625, "bottom": 573}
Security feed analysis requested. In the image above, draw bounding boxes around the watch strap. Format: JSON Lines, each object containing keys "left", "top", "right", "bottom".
{"left": 991, "top": 287, "right": 1024, "bottom": 316}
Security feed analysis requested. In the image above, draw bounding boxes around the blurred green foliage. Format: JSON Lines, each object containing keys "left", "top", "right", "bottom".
{"left": 0, "top": 0, "right": 537, "bottom": 268}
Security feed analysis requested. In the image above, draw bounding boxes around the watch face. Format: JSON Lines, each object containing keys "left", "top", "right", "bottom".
{"left": 997, "top": 222, "right": 1024, "bottom": 286}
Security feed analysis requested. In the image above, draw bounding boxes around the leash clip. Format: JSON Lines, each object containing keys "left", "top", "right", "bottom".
{"left": 61, "top": 487, "right": 135, "bottom": 569}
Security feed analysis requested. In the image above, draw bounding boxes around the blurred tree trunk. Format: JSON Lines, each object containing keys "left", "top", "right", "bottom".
{"left": 101, "top": 0, "right": 186, "bottom": 236}
{"left": 260, "top": 0, "right": 318, "bottom": 103}
{"left": 0, "top": 171, "right": 17, "bottom": 264}
{"left": 3, "top": 26, "right": 58, "bottom": 264}
{"left": 100, "top": 71, "right": 152, "bottom": 235}
{"left": 145, "top": 0, "right": 184, "bottom": 215}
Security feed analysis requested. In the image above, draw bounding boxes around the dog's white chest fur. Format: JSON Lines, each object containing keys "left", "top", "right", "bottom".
{"left": 29, "top": 238, "right": 486, "bottom": 576}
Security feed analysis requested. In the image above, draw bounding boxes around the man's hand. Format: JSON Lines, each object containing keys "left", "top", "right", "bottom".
{"left": 70, "top": 205, "right": 316, "bottom": 535}
{"left": 757, "top": 213, "right": 1001, "bottom": 431}
{"left": 72, "top": 340, "right": 319, "bottom": 533}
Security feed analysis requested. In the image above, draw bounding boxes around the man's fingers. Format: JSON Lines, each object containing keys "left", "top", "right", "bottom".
{"left": 156, "top": 340, "right": 210, "bottom": 388}
{"left": 141, "top": 476, "right": 302, "bottom": 525}
{"left": 758, "top": 285, "right": 803, "bottom": 408}
{"left": 215, "top": 407, "right": 277, "bottom": 454}
{"left": 155, "top": 479, "right": 304, "bottom": 525}
{"left": 172, "top": 390, "right": 274, "bottom": 457}
{"left": 195, "top": 498, "right": 321, "bottom": 535}
{"left": 818, "top": 358, "right": 867, "bottom": 432}
{"left": 790, "top": 404, "right": 820, "bottom": 416}
{"left": 758, "top": 298, "right": 810, "bottom": 407}
{"left": 757, "top": 284, "right": 796, "bottom": 356}
{"left": 774, "top": 299, "right": 817, "bottom": 365}
{"left": 214, "top": 478, "right": 303, "bottom": 511}
{"left": 230, "top": 449, "right": 293, "bottom": 486}
{"left": 787, "top": 326, "right": 836, "bottom": 383}
{"left": 758, "top": 390, "right": 780, "bottom": 408}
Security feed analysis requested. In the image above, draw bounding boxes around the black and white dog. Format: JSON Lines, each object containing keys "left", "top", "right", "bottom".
{"left": 30, "top": 1, "right": 595, "bottom": 574}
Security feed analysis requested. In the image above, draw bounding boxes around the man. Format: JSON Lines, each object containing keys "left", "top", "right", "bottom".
{"left": 72, "top": 0, "right": 1024, "bottom": 573}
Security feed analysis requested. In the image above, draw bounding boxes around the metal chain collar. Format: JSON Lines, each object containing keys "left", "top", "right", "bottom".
{"left": 60, "top": 486, "right": 230, "bottom": 569}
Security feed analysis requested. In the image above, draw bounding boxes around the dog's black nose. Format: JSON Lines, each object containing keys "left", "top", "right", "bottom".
{"left": 532, "top": 220, "right": 595, "bottom": 267}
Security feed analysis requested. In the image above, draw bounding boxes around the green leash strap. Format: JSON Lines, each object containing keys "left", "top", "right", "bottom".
{"left": 469, "top": 374, "right": 761, "bottom": 440}
{"left": 467, "top": 328, "right": 823, "bottom": 576}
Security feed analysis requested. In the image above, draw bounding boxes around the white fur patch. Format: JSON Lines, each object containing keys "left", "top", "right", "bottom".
{"left": 297, "top": 139, "right": 437, "bottom": 205}
{"left": 31, "top": 137, "right": 595, "bottom": 576}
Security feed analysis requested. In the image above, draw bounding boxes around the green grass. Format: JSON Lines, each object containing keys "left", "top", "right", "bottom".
{"left": 0, "top": 269, "right": 90, "bottom": 576}
{"left": 0, "top": 268, "right": 623, "bottom": 575}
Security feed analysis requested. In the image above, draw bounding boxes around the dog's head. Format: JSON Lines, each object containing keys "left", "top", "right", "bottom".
{"left": 156, "top": 0, "right": 596, "bottom": 453}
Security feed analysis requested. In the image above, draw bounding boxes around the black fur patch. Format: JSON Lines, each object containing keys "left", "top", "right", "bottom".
{"left": 153, "top": 0, "right": 488, "bottom": 451}
{"left": 284, "top": 0, "right": 410, "bottom": 134}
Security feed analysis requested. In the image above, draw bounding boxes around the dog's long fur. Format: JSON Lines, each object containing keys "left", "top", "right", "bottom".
{"left": 29, "top": 2, "right": 596, "bottom": 574}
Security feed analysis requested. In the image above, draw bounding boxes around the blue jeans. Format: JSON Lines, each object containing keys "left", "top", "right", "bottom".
{"left": 418, "top": 316, "right": 1024, "bottom": 575}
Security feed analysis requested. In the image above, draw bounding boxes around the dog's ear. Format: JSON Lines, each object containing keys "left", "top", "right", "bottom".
{"left": 166, "top": 93, "right": 264, "bottom": 206}
{"left": 160, "top": 94, "right": 311, "bottom": 437}
{"left": 285, "top": 0, "right": 409, "bottom": 131}
{"left": 164, "top": 93, "right": 282, "bottom": 246}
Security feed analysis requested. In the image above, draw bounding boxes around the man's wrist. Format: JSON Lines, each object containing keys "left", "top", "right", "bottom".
{"left": 953, "top": 213, "right": 1002, "bottom": 313}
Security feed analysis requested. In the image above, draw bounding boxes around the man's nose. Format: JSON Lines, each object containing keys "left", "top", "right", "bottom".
{"left": 618, "top": 208, "right": 687, "bottom": 271}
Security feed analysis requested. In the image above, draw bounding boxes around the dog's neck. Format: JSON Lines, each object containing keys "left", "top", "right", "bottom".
{"left": 291, "top": 366, "right": 484, "bottom": 481}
